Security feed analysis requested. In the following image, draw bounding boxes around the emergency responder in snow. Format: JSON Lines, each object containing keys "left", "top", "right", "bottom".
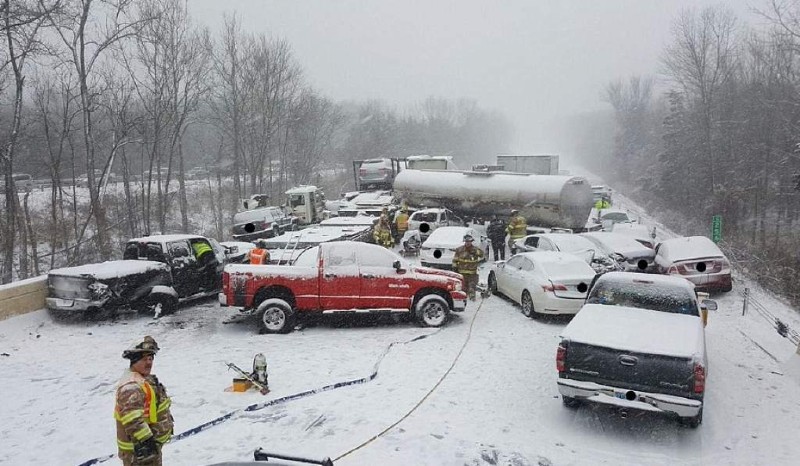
{"left": 506, "top": 209, "right": 527, "bottom": 255}
{"left": 394, "top": 206, "right": 409, "bottom": 243}
{"left": 594, "top": 195, "right": 611, "bottom": 210}
{"left": 115, "top": 336, "right": 173, "bottom": 466}
{"left": 486, "top": 214, "right": 508, "bottom": 261}
{"left": 373, "top": 207, "right": 394, "bottom": 248}
{"left": 248, "top": 239, "right": 270, "bottom": 264}
{"left": 190, "top": 238, "right": 219, "bottom": 290}
{"left": 452, "top": 234, "right": 484, "bottom": 300}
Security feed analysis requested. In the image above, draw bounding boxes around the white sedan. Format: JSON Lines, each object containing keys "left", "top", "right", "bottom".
{"left": 487, "top": 251, "right": 597, "bottom": 317}
{"left": 419, "top": 226, "right": 488, "bottom": 270}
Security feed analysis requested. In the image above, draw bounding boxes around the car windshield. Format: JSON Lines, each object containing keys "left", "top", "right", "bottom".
{"left": 586, "top": 279, "right": 699, "bottom": 316}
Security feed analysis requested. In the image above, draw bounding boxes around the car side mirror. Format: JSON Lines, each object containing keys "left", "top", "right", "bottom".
{"left": 701, "top": 299, "right": 718, "bottom": 311}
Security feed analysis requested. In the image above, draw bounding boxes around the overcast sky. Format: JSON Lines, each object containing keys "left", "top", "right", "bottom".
{"left": 188, "top": 0, "right": 760, "bottom": 152}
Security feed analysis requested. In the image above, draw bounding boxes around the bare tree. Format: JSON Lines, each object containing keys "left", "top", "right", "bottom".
{"left": 0, "top": 0, "right": 57, "bottom": 282}
{"left": 662, "top": 6, "right": 739, "bottom": 193}
{"left": 43, "top": 0, "right": 150, "bottom": 258}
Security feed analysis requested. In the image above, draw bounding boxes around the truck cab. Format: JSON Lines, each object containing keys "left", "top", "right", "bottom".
{"left": 286, "top": 185, "right": 326, "bottom": 225}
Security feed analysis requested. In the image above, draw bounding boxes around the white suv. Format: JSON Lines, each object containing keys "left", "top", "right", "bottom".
{"left": 408, "top": 208, "right": 463, "bottom": 238}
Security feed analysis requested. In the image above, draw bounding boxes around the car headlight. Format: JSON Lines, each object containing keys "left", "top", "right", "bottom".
{"left": 88, "top": 281, "right": 111, "bottom": 300}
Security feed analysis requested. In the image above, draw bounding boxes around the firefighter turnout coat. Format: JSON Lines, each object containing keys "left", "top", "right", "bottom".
{"left": 115, "top": 370, "right": 174, "bottom": 462}
{"left": 452, "top": 244, "right": 484, "bottom": 275}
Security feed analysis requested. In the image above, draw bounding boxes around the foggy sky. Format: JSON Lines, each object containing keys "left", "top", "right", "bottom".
{"left": 188, "top": 0, "right": 759, "bottom": 153}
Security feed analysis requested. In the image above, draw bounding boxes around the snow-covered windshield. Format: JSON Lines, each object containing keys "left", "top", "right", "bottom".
{"left": 586, "top": 279, "right": 698, "bottom": 316}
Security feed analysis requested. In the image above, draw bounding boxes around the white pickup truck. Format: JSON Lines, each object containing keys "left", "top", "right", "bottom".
{"left": 556, "top": 272, "right": 716, "bottom": 427}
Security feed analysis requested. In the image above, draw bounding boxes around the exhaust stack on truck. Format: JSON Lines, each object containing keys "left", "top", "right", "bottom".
{"left": 392, "top": 169, "right": 593, "bottom": 230}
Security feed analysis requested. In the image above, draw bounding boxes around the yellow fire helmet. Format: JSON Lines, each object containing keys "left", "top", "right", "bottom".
{"left": 122, "top": 335, "right": 160, "bottom": 360}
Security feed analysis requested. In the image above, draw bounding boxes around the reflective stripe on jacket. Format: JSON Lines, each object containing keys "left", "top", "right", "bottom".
{"left": 192, "top": 241, "right": 213, "bottom": 259}
{"left": 395, "top": 212, "right": 409, "bottom": 231}
{"left": 115, "top": 370, "right": 173, "bottom": 454}
{"left": 452, "top": 245, "right": 484, "bottom": 274}
{"left": 507, "top": 215, "right": 527, "bottom": 240}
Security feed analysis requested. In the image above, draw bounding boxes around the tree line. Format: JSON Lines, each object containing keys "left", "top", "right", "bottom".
{"left": 589, "top": 2, "right": 800, "bottom": 305}
{"left": 0, "top": 0, "right": 511, "bottom": 283}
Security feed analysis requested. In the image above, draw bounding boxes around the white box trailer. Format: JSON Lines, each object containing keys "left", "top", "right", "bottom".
{"left": 392, "top": 169, "right": 592, "bottom": 230}
{"left": 496, "top": 154, "right": 559, "bottom": 175}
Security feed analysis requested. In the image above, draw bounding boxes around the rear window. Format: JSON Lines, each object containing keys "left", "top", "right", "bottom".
{"left": 601, "top": 212, "right": 629, "bottom": 222}
{"left": 413, "top": 212, "right": 438, "bottom": 223}
{"left": 586, "top": 279, "right": 698, "bottom": 316}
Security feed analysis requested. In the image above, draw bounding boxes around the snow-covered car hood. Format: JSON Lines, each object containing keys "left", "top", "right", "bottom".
{"left": 48, "top": 260, "right": 169, "bottom": 280}
{"left": 560, "top": 304, "right": 705, "bottom": 359}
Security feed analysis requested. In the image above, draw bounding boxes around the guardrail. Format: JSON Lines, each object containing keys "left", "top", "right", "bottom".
{"left": 0, "top": 275, "right": 47, "bottom": 321}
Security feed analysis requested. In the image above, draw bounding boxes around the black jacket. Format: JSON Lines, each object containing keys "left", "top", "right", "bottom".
{"left": 486, "top": 219, "right": 507, "bottom": 243}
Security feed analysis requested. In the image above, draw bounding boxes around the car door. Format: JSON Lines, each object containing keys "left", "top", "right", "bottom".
{"left": 166, "top": 240, "right": 198, "bottom": 296}
{"left": 499, "top": 255, "right": 526, "bottom": 300}
{"left": 358, "top": 244, "right": 409, "bottom": 309}
{"left": 319, "top": 242, "right": 361, "bottom": 310}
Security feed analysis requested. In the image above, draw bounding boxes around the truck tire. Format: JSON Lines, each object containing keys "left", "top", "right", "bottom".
{"left": 143, "top": 294, "right": 176, "bottom": 317}
{"left": 678, "top": 408, "right": 703, "bottom": 428}
{"left": 258, "top": 298, "right": 296, "bottom": 334}
{"left": 415, "top": 294, "right": 448, "bottom": 327}
{"left": 521, "top": 290, "right": 535, "bottom": 318}
{"left": 562, "top": 395, "right": 581, "bottom": 408}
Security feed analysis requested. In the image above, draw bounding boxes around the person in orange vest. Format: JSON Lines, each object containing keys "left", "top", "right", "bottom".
{"left": 248, "top": 239, "right": 271, "bottom": 265}
{"left": 115, "top": 336, "right": 173, "bottom": 466}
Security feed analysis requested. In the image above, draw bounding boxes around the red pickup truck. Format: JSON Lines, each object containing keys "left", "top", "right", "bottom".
{"left": 220, "top": 241, "right": 467, "bottom": 333}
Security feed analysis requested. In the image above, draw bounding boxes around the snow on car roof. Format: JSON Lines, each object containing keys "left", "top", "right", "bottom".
{"left": 659, "top": 236, "right": 725, "bottom": 262}
{"left": 596, "top": 271, "right": 696, "bottom": 292}
{"left": 285, "top": 185, "right": 319, "bottom": 194}
{"left": 49, "top": 260, "right": 168, "bottom": 279}
{"left": 539, "top": 233, "right": 596, "bottom": 252}
{"left": 423, "top": 226, "right": 477, "bottom": 247}
{"left": 516, "top": 250, "right": 586, "bottom": 264}
{"left": 127, "top": 234, "right": 207, "bottom": 243}
{"left": 581, "top": 232, "right": 651, "bottom": 253}
{"left": 233, "top": 207, "right": 282, "bottom": 224}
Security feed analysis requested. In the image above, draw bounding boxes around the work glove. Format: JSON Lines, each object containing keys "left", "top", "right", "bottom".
{"left": 133, "top": 437, "right": 159, "bottom": 462}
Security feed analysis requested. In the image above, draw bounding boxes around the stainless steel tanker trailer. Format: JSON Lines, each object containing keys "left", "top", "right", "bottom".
{"left": 392, "top": 169, "right": 593, "bottom": 230}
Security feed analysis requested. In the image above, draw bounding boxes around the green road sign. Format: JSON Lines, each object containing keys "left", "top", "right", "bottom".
{"left": 711, "top": 215, "right": 722, "bottom": 243}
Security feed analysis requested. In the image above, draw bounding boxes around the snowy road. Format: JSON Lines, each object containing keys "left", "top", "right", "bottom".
{"left": 2, "top": 263, "right": 800, "bottom": 465}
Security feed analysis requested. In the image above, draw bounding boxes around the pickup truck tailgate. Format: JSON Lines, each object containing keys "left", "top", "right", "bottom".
{"left": 563, "top": 341, "right": 696, "bottom": 398}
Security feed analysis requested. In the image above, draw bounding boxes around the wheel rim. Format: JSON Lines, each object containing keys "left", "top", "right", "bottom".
{"left": 521, "top": 292, "right": 533, "bottom": 317}
{"left": 262, "top": 307, "right": 286, "bottom": 331}
{"left": 421, "top": 300, "right": 446, "bottom": 326}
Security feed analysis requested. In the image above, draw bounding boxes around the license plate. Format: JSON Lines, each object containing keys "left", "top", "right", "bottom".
{"left": 54, "top": 298, "right": 74, "bottom": 307}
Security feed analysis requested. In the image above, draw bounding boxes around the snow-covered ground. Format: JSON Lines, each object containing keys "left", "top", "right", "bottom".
{"left": 2, "top": 191, "right": 800, "bottom": 465}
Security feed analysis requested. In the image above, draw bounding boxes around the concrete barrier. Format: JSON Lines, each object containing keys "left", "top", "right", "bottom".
{"left": 0, "top": 275, "right": 47, "bottom": 321}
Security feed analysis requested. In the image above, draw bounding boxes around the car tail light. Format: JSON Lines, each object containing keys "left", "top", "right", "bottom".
{"left": 693, "top": 362, "right": 705, "bottom": 394}
{"left": 222, "top": 271, "right": 229, "bottom": 290}
{"left": 359, "top": 168, "right": 366, "bottom": 176}
{"left": 556, "top": 343, "right": 567, "bottom": 373}
{"left": 543, "top": 282, "right": 568, "bottom": 292}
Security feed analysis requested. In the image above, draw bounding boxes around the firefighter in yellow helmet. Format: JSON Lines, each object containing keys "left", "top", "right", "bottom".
{"left": 115, "top": 336, "right": 174, "bottom": 465}
{"left": 506, "top": 209, "right": 527, "bottom": 255}
{"left": 393, "top": 206, "right": 409, "bottom": 243}
{"left": 452, "top": 234, "right": 484, "bottom": 300}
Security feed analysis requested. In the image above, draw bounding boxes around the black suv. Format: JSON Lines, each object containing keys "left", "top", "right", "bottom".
{"left": 46, "top": 234, "right": 229, "bottom": 318}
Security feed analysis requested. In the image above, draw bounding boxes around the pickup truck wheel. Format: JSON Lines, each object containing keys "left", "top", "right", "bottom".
{"left": 521, "top": 290, "right": 535, "bottom": 318}
{"left": 679, "top": 408, "right": 703, "bottom": 428}
{"left": 143, "top": 294, "right": 176, "bottom": 317}
{"left": 488, "top": 272, "right": 498, "bottom": 296}
{"left": 415, "top": 294, "right": 448, "bottom": 327}
{"left": 259, "top": 299, "right": 296, "bottom": 334}
{"left": 562, "top": 396, "right": 581, "bottom": 408}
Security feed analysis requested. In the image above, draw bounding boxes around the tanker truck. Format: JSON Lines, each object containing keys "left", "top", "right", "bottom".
{"left": 392, "top": 169, "right": 593, "bottom": 230}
